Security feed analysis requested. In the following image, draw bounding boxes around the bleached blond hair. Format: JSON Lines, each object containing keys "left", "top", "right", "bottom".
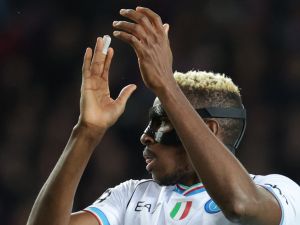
{"left": 174, "top": 70, "right": 243, "bottom": 147}
{"left": 173, "top": 70, "right": 241, "bottom": 109}
{"left": 174, "top": 71, "right": 240, "bottom": 95}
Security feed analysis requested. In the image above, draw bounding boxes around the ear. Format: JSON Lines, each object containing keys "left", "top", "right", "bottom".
{"left": 205, "top": 119, "right": 219, "bottom": 136}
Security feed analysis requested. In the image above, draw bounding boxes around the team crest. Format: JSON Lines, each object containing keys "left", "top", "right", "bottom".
{"left": 204, "top": 199, "right": 221, "bottom": 214}
{"left": 170, "top": 201, "right": 192, "bottom": 220}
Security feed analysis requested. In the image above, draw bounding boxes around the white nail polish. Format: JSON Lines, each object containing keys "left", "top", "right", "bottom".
{"left": 102, "top": 35, "right": 111, "bottom": 55}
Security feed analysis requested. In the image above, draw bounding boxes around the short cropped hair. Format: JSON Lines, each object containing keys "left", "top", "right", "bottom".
{"left": 174, "top": 70, "right": 243, "bottom": 147}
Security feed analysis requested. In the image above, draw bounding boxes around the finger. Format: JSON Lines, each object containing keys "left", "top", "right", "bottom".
{"left": 113, "top": 31, "right": 143, "bottom": 54}
{"left": 135, "top": 7, "right": 163, "bottom": 28}
{"left": 116, "top": 84, "right": 137, "bottom": 107}
{"left": 82, "top": 47, "right": 92, "bottom": 77}
{"left": 113, "top": 21, "right": 147, "bottom": 41}
{"left": 163, "top": 23, "right": 170, "bottom": 35}
{"left": 102, "top": 35, "right": 111, "bottom": 55}
{"left": 119, "top": 9, "right": 154, "bottom": 33}
{"left": 91, "top": 37, "right": 106, "bottom": 76}
{"left": 102, "top": 47, "right": 114, "bottom": 81}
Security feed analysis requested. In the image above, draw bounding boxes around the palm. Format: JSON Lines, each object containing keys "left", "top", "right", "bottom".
{"left": 81, "top": 77, "right": 117, "bottom": 128}
{"left": 79, "top": 37, "right": 136, "bottom": 130}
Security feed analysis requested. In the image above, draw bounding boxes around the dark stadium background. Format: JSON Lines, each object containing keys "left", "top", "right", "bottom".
{"left": 1, "top": 0, "right": 300, "bottom": 224}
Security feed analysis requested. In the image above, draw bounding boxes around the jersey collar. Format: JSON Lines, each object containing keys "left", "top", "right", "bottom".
{"left": 173, "top": 183, "right": 206, "bottom": 196}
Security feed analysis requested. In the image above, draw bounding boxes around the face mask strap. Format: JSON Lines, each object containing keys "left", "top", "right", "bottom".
{"left": 196, "top": 106, "right": 247, "bottom": 152}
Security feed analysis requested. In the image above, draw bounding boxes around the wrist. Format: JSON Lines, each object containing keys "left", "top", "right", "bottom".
{"left": 73, "top": 121, "right": 107, "bottom": 143}
{"left": 154, "top": 77, "right": 180, "bottom": 98}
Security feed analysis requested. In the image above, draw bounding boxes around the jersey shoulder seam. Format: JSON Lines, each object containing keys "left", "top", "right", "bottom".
{"left": 126, "top": 179, "right": 156, "bottom": 209}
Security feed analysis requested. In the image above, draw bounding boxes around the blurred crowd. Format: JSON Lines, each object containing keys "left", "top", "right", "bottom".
{"left": 0, "top": 0, "right": 300, "bottom": 224}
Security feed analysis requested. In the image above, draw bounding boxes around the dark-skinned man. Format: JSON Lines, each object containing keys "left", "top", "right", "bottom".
{"left": 27, "top": 7, "right": 300, "bottom": 225}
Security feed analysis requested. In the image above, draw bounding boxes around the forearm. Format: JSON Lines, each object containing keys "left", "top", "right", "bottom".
{"left": 156, "top": 84, "right": 259, "bottom": 219}
{"left": 27, "top": 124, "right": 106, "bottom": 225}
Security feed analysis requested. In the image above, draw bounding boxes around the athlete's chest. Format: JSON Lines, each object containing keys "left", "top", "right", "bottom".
{"left": 124, "top": 184, "right": 233, "bottom": 225}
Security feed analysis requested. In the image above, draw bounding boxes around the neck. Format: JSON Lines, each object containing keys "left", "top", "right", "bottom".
{"left": 177, "top": 173, "right": 201, "bottom": 186}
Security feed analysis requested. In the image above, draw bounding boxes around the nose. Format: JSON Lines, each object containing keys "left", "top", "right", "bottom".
{"left": 140, "top": 133, "right": 155, "bottom": 146}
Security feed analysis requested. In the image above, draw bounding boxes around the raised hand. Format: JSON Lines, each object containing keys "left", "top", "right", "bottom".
{"left": 79, "top": 37, "right": 136, "bottom": 131}
{"left": 113, "top": 7, "right": 175, "bottom": 93}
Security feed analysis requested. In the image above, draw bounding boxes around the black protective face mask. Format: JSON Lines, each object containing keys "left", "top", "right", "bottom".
{"left": 143, "top": 105, "right": 246, "bottom": 153}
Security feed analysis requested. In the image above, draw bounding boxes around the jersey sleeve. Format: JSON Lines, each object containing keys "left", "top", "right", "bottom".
{"left": 84, "top": 179, "right": 139, "bottom": 225}
{"left": 254, "top": 174, "right": 300, "bottom": 225}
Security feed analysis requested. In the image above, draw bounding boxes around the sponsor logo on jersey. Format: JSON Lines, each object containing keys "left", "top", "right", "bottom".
{"left": 204, "top": 199, "right": 221, "bottom": 214}
{"left": 135, "top": 201, "right": 152, "bottom": 212}
{"left": 170, "top": 201, "right": 192, "bottom": 220}
{"left": 134, "top": 201, "right": 162, "bottom": 214}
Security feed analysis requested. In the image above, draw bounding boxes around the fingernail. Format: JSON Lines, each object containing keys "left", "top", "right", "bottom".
{"left": 98, "top": 37, "right": 104, "bottom": 43}
{"left": 113, "top": 31, "right": 120, "bottom": 36}
{"left": 112, "top": 21, "right": 119, "bottom": 26}
{"left": 120, "top": 9, "right": 126, "bottom": 14}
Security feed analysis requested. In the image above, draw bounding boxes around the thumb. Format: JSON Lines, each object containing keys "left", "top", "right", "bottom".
{"left": 163, "top": 23, "right": 170, "bottom": 35}
{"left": 116, "top": 84, "right": 137, "bottom": 107}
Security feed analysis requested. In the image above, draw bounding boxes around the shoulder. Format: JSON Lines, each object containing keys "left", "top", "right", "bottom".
{"left": 110, "top": 179, "right": 159, "bottom": 197}
{"left": 252, "top": 174, "right": 300, "bottom": 201}
{"left": 84, "top": 179, "right": 158, "bottom": 225}
{"left": 118, "top": 179, "right": 157, "bottom": 190}
{"left": 107, "top": 179, "right": 162, "bottom": 210}
{"left": 252, "top": 174, "right": 300, "bottom": 190}
{"left": 253, "top": 174, "right": 300, "bottom": 224}
{"left": 124, "top": 179, "right": 161, "bottom": 201}
{"left": 88, "top": 179, "right": 158, "bottom": 208}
